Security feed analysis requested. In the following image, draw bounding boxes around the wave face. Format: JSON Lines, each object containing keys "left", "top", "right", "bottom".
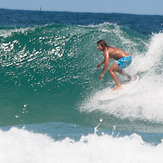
{"left": 0, "top": 22, "right": 163, "bottom": 132}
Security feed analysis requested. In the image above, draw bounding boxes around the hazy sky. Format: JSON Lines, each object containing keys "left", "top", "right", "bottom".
{"left": 1, "top": 0, "right": 163, "bottom": 15}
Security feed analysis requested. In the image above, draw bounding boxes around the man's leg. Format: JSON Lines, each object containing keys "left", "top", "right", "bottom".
{"left": 117, "top": 69, "right": 131, "bottom": 80}
{"left": 108, "top": 62, "right": 122, "bottom": 90}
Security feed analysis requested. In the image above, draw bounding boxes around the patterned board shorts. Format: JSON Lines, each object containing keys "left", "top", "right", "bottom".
{"left": 117, "top": 56, "right": 132, "bottom": 69}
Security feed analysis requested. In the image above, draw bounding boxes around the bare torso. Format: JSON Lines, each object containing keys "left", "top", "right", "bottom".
{"left": 105, "top": 46, "right": 130, "bottom": 60}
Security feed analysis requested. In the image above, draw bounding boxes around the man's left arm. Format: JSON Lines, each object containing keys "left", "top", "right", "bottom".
{"left": 100, "top": 52, "right": 109, "bottom": 80}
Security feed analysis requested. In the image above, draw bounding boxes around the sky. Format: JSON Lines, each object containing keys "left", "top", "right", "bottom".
{"left": 1, "top": 0, "right": 163, "bottom": 15}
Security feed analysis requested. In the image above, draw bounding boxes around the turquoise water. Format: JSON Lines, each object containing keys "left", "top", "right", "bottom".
{"left": 0, "top": 9, "right": 163, "bottom": 163}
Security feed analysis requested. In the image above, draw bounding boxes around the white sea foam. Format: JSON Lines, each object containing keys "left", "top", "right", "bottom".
{"left": 80, "top": 33, "right": 163, "bottom": 123}
{"left": 0, "top": 28, "right": 33, "bottom": 38}
{"left": 0, "top": 127, "right": 163, "bottom": 163}
{"left": 132, "top": 32, "right": 163, "bottom": 72}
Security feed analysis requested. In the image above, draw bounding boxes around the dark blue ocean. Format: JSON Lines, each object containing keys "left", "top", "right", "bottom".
{"left": 0, "top": 8, "right": 163, "bottom": 162}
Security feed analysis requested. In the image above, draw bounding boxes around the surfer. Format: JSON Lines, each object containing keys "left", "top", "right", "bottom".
{"left": 96, "top": 40, "right": 132, "bottom": 91}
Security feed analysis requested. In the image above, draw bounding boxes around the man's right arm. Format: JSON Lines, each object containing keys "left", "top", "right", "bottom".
{"left": 96, "top": 60, "right": 105, "bottom": 69}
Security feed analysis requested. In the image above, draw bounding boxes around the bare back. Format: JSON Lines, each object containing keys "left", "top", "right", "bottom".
{"left": 106, "top": 46, "right": 130, "bottom": 60}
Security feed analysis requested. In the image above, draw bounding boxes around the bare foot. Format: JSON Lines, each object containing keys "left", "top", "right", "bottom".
{"left": 130, "top": 76, "right": 138, "bottom": 81}
{"left": 112, "top": 86, "right": 122, "bottom": 91}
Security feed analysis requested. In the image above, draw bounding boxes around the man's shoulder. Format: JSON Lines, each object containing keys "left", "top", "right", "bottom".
{"left": 103, "top": 50, "right": 109, "bottom": 58}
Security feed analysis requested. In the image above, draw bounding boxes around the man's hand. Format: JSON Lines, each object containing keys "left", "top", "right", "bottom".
{"left": 96, "top": 63, "right": 101, "bottom": 69}
{"left": 100, "top": 73, "right": 104, "bottom": 80}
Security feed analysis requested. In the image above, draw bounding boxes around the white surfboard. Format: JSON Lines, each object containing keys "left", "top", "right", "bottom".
{"left": 99, "top": 76, "right": 139, "bottom": 102}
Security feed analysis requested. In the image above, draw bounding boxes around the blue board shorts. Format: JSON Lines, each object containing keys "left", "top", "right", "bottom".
{"left": 117, "top": 56, "right": 132, "bottom": 69}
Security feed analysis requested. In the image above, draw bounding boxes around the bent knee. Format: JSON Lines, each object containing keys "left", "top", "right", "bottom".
{"left": 108, "top": 68, "right": 113, "bottom": 74}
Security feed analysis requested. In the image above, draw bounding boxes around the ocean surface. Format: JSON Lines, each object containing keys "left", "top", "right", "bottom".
{"left": 0, "top": 8, "right": 163, "bottom": 162}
